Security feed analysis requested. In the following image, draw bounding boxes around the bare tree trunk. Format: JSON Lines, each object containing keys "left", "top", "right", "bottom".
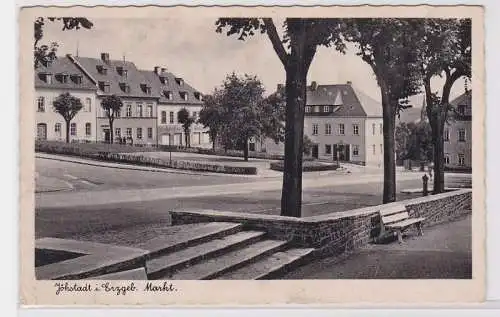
{"left": 280, "top": 25, "right": 309, "bottom": 218}
{"left": 65, "top": 120, "right": 70, "bottom": 143}
{"left": 109, "top": 119, "right": 114, "bottom": 144}
{"left": 243, "top": 137, "right": 249, "bottom": 161}
{"left": 380, "top": 85, "right": 397, "bottom": 203}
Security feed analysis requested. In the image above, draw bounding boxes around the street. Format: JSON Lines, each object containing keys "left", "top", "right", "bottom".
{"left": 34, "top": 156, "right": 471, "bottom": 243}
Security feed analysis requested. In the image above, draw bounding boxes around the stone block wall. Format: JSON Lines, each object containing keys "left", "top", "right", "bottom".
{"left": 170, "top": 189, "right": 472, "bottom": 258}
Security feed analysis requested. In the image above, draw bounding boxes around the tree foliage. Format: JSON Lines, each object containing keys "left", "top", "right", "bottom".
{"left": 52, "top": 92, "right": 83, "bottom": 143}
{"left": 395, "top": 121, "right": 433, "bottom": 163}
{"left": 34, "top": 17, "right": 93, "bottom": 68}
{"left": 177, "top": 108, "right": 196, "bottom": 148}
{"left": 199, "top": 91, "right": 224, "bottom": 151}
{"left": 100, "top": 95, "right": 123, "bottom": 144}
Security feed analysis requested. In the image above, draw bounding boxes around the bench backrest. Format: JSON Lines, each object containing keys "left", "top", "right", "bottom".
{"left": 379, "top": 204, "right": 410, "bottom": 225}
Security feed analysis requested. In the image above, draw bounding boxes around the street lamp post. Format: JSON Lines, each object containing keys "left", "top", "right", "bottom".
{"left": 169, "top": 133, "right": 172, "bottom": 165}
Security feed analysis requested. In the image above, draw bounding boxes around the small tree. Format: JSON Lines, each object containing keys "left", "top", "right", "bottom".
{"left": 178, "top": 108, "right": 195, "bottom": 148}
{"left": 52, "top": 92, "right": 83, "bottom": 143}
{"left": 100, "top": 95, "right": 123, "bottom": 144}
{"left": 199, "top": 92, "right": 224, "bottom": 151}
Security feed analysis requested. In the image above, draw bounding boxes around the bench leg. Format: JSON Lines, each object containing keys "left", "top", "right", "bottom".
{"left": 396, "top": 230, "right": 403, "bottom": 243}
{"left": 416, "top": 222, "right": 424, "bottom": 236}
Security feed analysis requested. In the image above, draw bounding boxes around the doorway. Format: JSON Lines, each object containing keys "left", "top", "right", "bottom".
{"left": 37, "top": 123, "right": 47, "bottom": 140}
{"left": 103, "top": 129, "right": 110, "bottom": 143}
{"left": 312, "top": 144, "right": 319, "bottom": 159}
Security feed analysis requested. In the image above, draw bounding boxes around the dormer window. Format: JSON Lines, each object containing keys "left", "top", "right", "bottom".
{"left": 175, "top": 77, "right": 184, "bottom": 86}
{"left": 141, "top": 83, "right": 152, "bottom": 95}
{"left": 119, "top": 82, "right": 131, "bottom": 93}
{"left": 40, "top": 72, "right": 53, "bottom": 84}
{"left": 96, "top": 65, "right": 108, "bottom": 75}
{"left": 71, "top": 74, "right": 83, "bottom": 85}
{"left": 305, "top": 106, "right": 312, "bottom": 113}
{"left": 98, "top": 81, "right": 110, "bottom": 93}
{"left": 116, "top": 66, "right": 128, "bottom": 78}
{"left": 163, "top": 90, "right": 173, "bottom": 100}
{"left": 45, "top": 60, "right": 52, "bottom": 67}
{"left": 194, "top": 92, "right": 202, "bottom": 101}
{"left": 180, "top": 92, "right": 188, "bottom": 101}
{"left": 56, "top": 73, "right": 69, "bottom": 84}
{"left": 457, "top": 105, "right": 466, "bottom": 115}
{"left": 160, "top": 76, "right": 168, "bottom": 85}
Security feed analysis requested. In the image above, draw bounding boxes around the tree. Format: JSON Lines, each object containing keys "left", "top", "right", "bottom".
{"left": 100, "top": 95, "right": 123, "bottom": 144}
{"left": 34, "top": 17, "right": 93, "bottom": 68}
{"left": 216, "top": 18, "right": 344, "bottom": 217}
{"left": 199, "top": 91, "right": 224, "bottom": 151}
{"left": 177, "top": 108, "right": 195, "bottom": 148}
{"left": 338, "top": 19, "right": 423, "bottom": 203}
{"left": 52, "top": 93, "right": 83, "bottom": 143}
{"left": 217, "top": 73, "right": 266, "bottom": 161}
{"left": 396, "top": 121, "right": 433, "bottom": 166}
{"left": 415, "top": 19, "right": 471, "bottom": 193}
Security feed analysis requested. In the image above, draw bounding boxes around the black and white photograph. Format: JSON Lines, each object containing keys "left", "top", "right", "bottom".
{"left": 20, "top": 5, "right": 485, "bottom": 305}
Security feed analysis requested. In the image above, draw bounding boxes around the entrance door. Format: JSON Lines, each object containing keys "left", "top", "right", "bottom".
{"left": 161, "top": 134, "right": 169, "bottom": 145}
{"left": 312, "top": 144, "right": 319, "bottom": 159}
{"left": 37, "top": 123, "right": 47, "bottom": 140}
{"left": 175, "top": 133, "right": 182, "bottom": 146}
{"left": 344, "top": 144, "right": 351, "bottom": 161}
{"left": 103, "top": 129, "right": 110, "bottom": 143}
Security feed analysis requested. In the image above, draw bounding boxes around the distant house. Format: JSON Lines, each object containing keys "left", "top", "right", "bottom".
{"left": 69, "top": 53, "right": 158, "bottom": 145}
{"left": 444, "top": 90, "right": 472, "bottom": 168}
{"left": 257, "top": 81, "right": 385, "bottom": 166}
{"left": 140, "top": 67, "right": 210, "bottom": 147}
{"left": 34, "top": 56, "right": 97, "bottom": 142}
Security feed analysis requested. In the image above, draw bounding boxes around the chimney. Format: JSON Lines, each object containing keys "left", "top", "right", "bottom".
{"left": 101, "top": 53, "right": 110, "bottom": 64}
{"left": 346, "top": 81, "right": 352, "bottom": 85}
{"left": 310, "top": 81, "right": 318, "bottom": 91}
{"left": 161, "top": 67, "right": 167, "bottom": 73}
{"left": 154, "top": 66, "right": 160, "bottom": 75}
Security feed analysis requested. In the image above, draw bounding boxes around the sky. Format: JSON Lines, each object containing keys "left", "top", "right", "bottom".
{"left": 41, "top": 18, "right": 467, "bottom": 106}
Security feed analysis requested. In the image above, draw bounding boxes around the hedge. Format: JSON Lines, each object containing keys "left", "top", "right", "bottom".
{"left": 269, "top": 160, "right": 339, "bottom": 172}
{"left": 35, "top": 141, "right": 258, "bottom": 175}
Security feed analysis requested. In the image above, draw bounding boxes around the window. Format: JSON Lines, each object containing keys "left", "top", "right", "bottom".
{"left": 115, "top": 128, "right": 121, "bottom": 138}
{"left": 61, "top": 74, "right": 69, "bottom": 83}
{"left": 137, "top": 128, "right": 143, "bottom": 139}
{"left": 85, "top": 98, "right": 92, "bottom": 112}
{"left": 169, "top": 111, "right": 174, "bottom": 124}
{"left": 372, "top": 144, "right": 376, "bottom": 155}
{"left": 85, "top": 123, "right": 91, "bottom": 136}
{"left": 323, "top": 106, "right": 330, "bottom": 113}
{"left": 458, "top": 128, "right": 466, "bottom": 142}
{"left": 353, "top": 145, "right": 359, "bottom": 156}
{"left": 325, "top": 123, "right": 332, "bottom": 135}
{"left": 177, "top": 111, "right": 182, "bottom": 123}
{"left": 457, "top": 105, "right": 466, "bottom": 115}
{"left": 193, "top": 111, "right": 197, "bottom": 120}
{"left": 37, "top": 97, "right": 45, "bottom": 112}
{"left": 180, "top": 92, "right": 188, "bottom": 101}
{"left": 312, "top": 124, "right": 318, "bottom": 135}
{"left": 54, "top": 123, "right": 61, "bottom": 135}
{"left": 70, "top": 123, "right": 77, "bottom": 136}
{"left": 325, "top": 144, "right": 332, "bottom": 155}
{"left": 305, "top": 106, "right": 312, "bottom": 113}
{"left": 161, "top": 111, "right": 167, "bottom": 124}
{"left": 380, "top": 123, "right": 383, "bottom": 135}
{"left": 115, "top": 108, "right": 121, "bottom": 118}
{"left": 126, "top": 104, "right": 132, "bottom": 117}
{"left": 353, "top": 124, "right": 359, "bottom": 135}
{"left": 372, "top": 123, "right": 376, "bottom": 135}
{"left": 136, "top": 104, "right": 143, "bottom": 117}
{"left": 147, "top": 127, "right": 153, "bottom": 139}
{"left": 147, "top": 104, "right": 153, "bottom": 117}
{"left": 445, "top": 154, "right": 450, "bottom": 165}
{"left": 338, "top": 123, "right": 345, "bottom": 135}
{"left": 126, "top": 128, "right": 132, "bottom": 138}
{"left": 444, "top": 128, "right": 450, "bottom": 141}
{"left": 458, "top": 154, "right": 465, "bottom": 166}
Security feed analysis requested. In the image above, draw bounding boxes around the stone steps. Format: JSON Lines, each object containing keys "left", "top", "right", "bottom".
{"left": 165, "top": 239, "right": 289, "bottom": 280}
{"left": 216, "top": 248, "right": 315, "bottom": 280}
{"left": 145, "top": 230, "right": 265, "bottom": 279}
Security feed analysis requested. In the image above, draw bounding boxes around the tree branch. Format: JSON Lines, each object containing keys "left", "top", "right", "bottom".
{"left": 262, "top": 18, "right": 289, "bottom": 67}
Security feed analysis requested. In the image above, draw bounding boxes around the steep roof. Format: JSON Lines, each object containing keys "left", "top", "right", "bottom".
{"left": 304, "top": 84, "right": 382, "bottom": 117}
{"left": 34, "top": 56, "right": 96, "bottom": 90}
{"left": 450, "top": 90, "right": 472, "bottom": 107}
{"left": 139, "top": 69, "right": 203, "bottom": 105}
{"left": 70, "top": 55, "right": 157, "bottom": 99}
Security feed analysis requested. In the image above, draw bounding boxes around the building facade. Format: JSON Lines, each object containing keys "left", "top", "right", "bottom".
{"left": 444, "top": 90, "right": 472, "bottom": 168}
{"left": 69, "top": 53, "right": 158, "bottom": 145}
{"left": 258, "top": 82, "right": 384, "bottom": 166}
{"left": 35, "top": 56, "right": 98, "bottom": 142}
{"left": 140, "top": 67, "right": 210, "bottom": 147}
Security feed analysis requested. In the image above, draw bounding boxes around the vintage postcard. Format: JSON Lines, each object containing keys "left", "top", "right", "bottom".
{"left": 19, "top": 5, "right": 485, "bottom": 306}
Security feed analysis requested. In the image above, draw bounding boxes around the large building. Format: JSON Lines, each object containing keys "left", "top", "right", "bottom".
{"left": 258, "top": 82, "right": 385, "bottom": 166}
{"left": 140, "top": 67, "right": 210, "bottom": 147}
{"left": 444, "top": 90, "right": 472, "bottom": 168}
{"left": 69, "top": 53, "right": 159, "bottom": 145}
{"left": 34, "top": 56, "right": 97, "bottom": 142}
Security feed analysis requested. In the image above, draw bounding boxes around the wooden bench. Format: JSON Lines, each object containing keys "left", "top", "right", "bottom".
{"left": 377, "top": 204, "right": 426, "bottom": 243}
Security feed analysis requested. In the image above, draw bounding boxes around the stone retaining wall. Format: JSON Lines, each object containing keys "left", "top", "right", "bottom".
{"left": 170, "top": 189, "right": 472, "bottom": 258}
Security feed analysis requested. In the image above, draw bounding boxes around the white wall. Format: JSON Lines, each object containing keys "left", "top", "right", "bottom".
{"left": 364, "top": 118, "right": 384, "bottom": 166}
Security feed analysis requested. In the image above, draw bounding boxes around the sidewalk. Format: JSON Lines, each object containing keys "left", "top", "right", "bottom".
{"left": 283, "top": 215, "right": 472, "bottom": 279}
